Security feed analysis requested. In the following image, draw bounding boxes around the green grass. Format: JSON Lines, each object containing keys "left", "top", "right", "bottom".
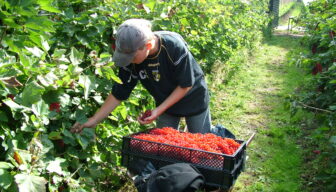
{"left": 209, "top": 35, "right": 308, "bottom": 191}
{"left": 279, "top": 2, "right": 296, "bottom": 17}
{"left": 279, "top": 2, "right": 307, "bottom": 26}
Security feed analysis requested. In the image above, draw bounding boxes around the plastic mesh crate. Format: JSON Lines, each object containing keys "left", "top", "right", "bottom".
{"left": 121, "top": 129, "right": 247, "bottom": 189}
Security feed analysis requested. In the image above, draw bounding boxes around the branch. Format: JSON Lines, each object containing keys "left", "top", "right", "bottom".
{"left": 66, "top": 164, "right": 83, "bottom": 183}
{"left": 298, "top": 101, "right": 333, "bottom": 114}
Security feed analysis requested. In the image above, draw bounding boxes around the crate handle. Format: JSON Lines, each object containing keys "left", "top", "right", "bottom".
{"left": 246, "top": 133, "right": 256, "bottom": 147}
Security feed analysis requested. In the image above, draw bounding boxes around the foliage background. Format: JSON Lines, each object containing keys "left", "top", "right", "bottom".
{"left": 0, "top": 0, "right": 269, "bottom": 191}
{"left": 290, "top": 0, "right": 336, "bottom": 190}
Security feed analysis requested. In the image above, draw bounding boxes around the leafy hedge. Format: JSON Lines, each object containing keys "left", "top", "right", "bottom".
{"left": 290, "top": 0, "right": 336, "bottom": 190}
{"left": 0, "top": 0, "right": 269, "bottom": 191}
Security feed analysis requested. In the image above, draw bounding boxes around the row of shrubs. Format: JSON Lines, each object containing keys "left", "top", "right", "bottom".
{"left": 291, "top": 0, "right": 336, "bottom": 191}
{"left": 0, "top": 0, "right": 269, "bottom": 191}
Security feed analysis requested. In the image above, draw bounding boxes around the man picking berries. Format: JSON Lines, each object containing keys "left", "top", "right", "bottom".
{"left": 71, "top": 19, "right": 211, "bottom": 134}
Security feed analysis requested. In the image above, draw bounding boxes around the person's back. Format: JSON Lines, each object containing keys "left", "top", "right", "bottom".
{"left": 71, "top": 18, "right": 212, "bottom": 137}
{"left": 111, "top": 19, "right": 212, "bottom": 133}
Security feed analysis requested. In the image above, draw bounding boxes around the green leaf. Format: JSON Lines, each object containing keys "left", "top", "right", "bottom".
{"left": 15, "top": 174, "right": 47, "bottom": 192}
{"left": 0, "top": 68, "right": 21, "bottom": 79}
{"left": 25, "top": 17, "right": 55, "bottom": 32}
{"left": 28, "top": 34, "right": 43, "bottom": 48}
{"left": 98, "top": 65, "right": 122, "bottom": 84}
{"left": 76, "top": 128, "right": 95, "bottom": 149}
{"left": 110, "top": 72, "right": 123, "bottom": 84}
{"left": 2, "top": 99, "right": 26, "bottom": 111}
{"left": 144, "top": 1, "right": 155, "bottom": 12}
{"left": 75, "top": 34, "right": 90, "bottom": 47}
{"left": 88, "top": 163, "right": 105, "bottom": 179}
{"left": 31, "top": 100, "right": 49, "bottom": 117}
{"left": 0, "top": 169, "right": 13, "bottom": 190}
{"left": 46, "top": 158, "right": 66, "bottom": 175}
{"left": 180, "top": 18, "right": 189, "bottom": 26}
{"left": 0, "top": 111, "right": 8, "bottom": 122}
{"left": 120, "top": 106, "right": 127, "bottom": 120}
{"left": 37, "top": 72, "right": 58, "bottom": 87}
{"left": 99, "top": 52, "right": 111, "bottom": 58}
{"left": 36, "top": 0, "right": 61, "bottom": 13}
{"left": 21, "top": 82, "right": 45, "bottom": 106}
{"left": 62, "top": 129, "right": 76, "bottom": 146}
{"left": 93, "top": 96, "right": 104, "bottom": 105}
{"left": 25, "top": 46, "right": 44, "bottom": 58}
{"left": 3, "top": 17, "right": 20, "bottom": 28}
{"left": 16, "top": 0, "right": 34, "bottom": 7}
{"left": 41, "top": 37, "right": 50, "bottom": 52}
{"left": 0, "top": 162, "right": 14, "bottom": 169}
{"left": 330, "top": 136, "right": 336, "bottom": 146}
{"left": 69, "top": 47, "right": 83, "bottom": 65}
{"left": 75, "top": 110, "right": 88, "bottom": 125}
{"left": 19, "top": 53, "right": 31, "bottom": 67}
{"left": 59, "top": 93, "right": 71, "bottom": 107}
{"left": 128, "top": 98, "right": 139, "bottom": 106}
{"left": 52, "top": 49, "right": 67, "bottom": 59}
{"left": 20, "top": 122, "right": 34, "bottom": 132}
{"left": 40, "top": 135, "right": 54, "bottom": 155}
{"left": 48, "top": 132, "right": 62, "bottom": 140}
{"left": 79, "top": 75, "right": 96, "bottom": 100}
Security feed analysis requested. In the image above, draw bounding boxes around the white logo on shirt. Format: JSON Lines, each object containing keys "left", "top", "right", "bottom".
{"left": 139, "top": 70, "right": 147, "bottom": 79}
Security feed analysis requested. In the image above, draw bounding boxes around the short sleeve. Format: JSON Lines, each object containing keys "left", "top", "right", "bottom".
{"left": 167, "top": 34, "right": 195, "bottom": 88}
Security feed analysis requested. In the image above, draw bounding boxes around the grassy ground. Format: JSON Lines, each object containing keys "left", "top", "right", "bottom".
{"left": 118, "top": 34, "right": 313, "bottom": 192}
{"left": 209, "top": 34, "right": 308, "bottom": 192}
{"left": 279, "top": 1, "right": 306, "bottom": 26}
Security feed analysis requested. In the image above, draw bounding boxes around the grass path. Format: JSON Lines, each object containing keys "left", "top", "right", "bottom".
{"left": 210, "top": 35, "right": 307, "bottom": 192}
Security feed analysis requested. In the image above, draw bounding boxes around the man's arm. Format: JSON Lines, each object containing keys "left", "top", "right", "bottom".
{"left": 71, "top": 93, "right": 121, "bottom": 133}
{"left": 138, "top": 85, "right": 191, "bottom": 124}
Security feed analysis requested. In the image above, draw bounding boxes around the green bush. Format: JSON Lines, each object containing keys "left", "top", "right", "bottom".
{"left": 290, "top": 0, "right": 336, "bottom": 191}
{"left": 0, "top": 0, "right": 269, "bottom": 191}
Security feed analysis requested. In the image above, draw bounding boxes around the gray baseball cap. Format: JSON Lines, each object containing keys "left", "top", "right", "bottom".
{"left": 112, "top": 19, "right": 153, "bottom": 67}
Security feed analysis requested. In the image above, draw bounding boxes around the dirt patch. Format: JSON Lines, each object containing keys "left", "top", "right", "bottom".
{"left": 273, "top": 31, "right": 304, "bottom": 38}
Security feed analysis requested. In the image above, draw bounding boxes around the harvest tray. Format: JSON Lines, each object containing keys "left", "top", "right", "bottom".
{"left": 121, "top": 129, "right": 247, "bottom": 189}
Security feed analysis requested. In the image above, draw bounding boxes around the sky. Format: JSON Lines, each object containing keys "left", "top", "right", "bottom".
{"left": 302, "top": 0, "right": 315, "bottom": 5}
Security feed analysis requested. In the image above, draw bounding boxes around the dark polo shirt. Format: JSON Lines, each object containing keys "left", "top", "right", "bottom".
{"left": 112, "top": 31, "right": 209, "bottom": 117}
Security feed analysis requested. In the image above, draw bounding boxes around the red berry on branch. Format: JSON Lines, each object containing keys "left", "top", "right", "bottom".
{"left": 7, "top": 94, "right": 15, "bottom": 101}
{"left": 55, "top": 139, "right": 65, "bottom": 148}
{"left": 140, "top": 110, "right": 152, "bottom": 121}
{"left": 311, "top": 44, "right": 318, "bottom": 54}
{"left": 111, "top": 36, "right": 116, "bottom": 51}
{"left": 49, "top": 102, "right": 61, "bottom": 113}
{"left": 329, "top": 31, "right": 335, "bottom": 39}
{"left": 312, "top": 63, "right": 322, "bottom": 75}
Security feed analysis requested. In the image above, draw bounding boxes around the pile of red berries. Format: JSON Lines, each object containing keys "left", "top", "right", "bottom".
{"left": 132, "top": 127, "right": 240, "bottom": 155}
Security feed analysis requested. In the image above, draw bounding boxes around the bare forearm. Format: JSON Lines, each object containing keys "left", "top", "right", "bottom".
{"left": 92, "top": 93, "right": 121, "bottom": 123}
{"left": 156, "top": 86, "right": 191, "bottom": 115}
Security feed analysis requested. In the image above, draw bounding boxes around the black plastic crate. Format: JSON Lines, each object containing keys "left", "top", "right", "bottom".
{"left": 121, "top": 130, "right": 246, "bottom": 189}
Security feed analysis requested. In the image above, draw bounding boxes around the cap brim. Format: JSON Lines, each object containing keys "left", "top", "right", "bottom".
{"left": 112, "top": 50, "right": 136, "bottom": 67}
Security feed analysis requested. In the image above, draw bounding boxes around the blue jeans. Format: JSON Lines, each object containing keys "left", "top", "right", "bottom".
{"left": 156, "top": 108, "right": 211, "bottom": 133}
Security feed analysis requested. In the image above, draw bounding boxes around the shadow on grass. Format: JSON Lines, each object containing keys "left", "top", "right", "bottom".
{"left": 263, "top": 34, "right": 305, "bottom": 50}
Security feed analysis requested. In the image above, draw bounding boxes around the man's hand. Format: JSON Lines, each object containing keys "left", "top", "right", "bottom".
{"left": 137, "top": 86, "right": 192, "bottom": 125}
{"left": 71, "top": 117, "right": 97, "bottom": 133}
{"left": 138, "top": 109, "right": 159, "bottom": 124}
